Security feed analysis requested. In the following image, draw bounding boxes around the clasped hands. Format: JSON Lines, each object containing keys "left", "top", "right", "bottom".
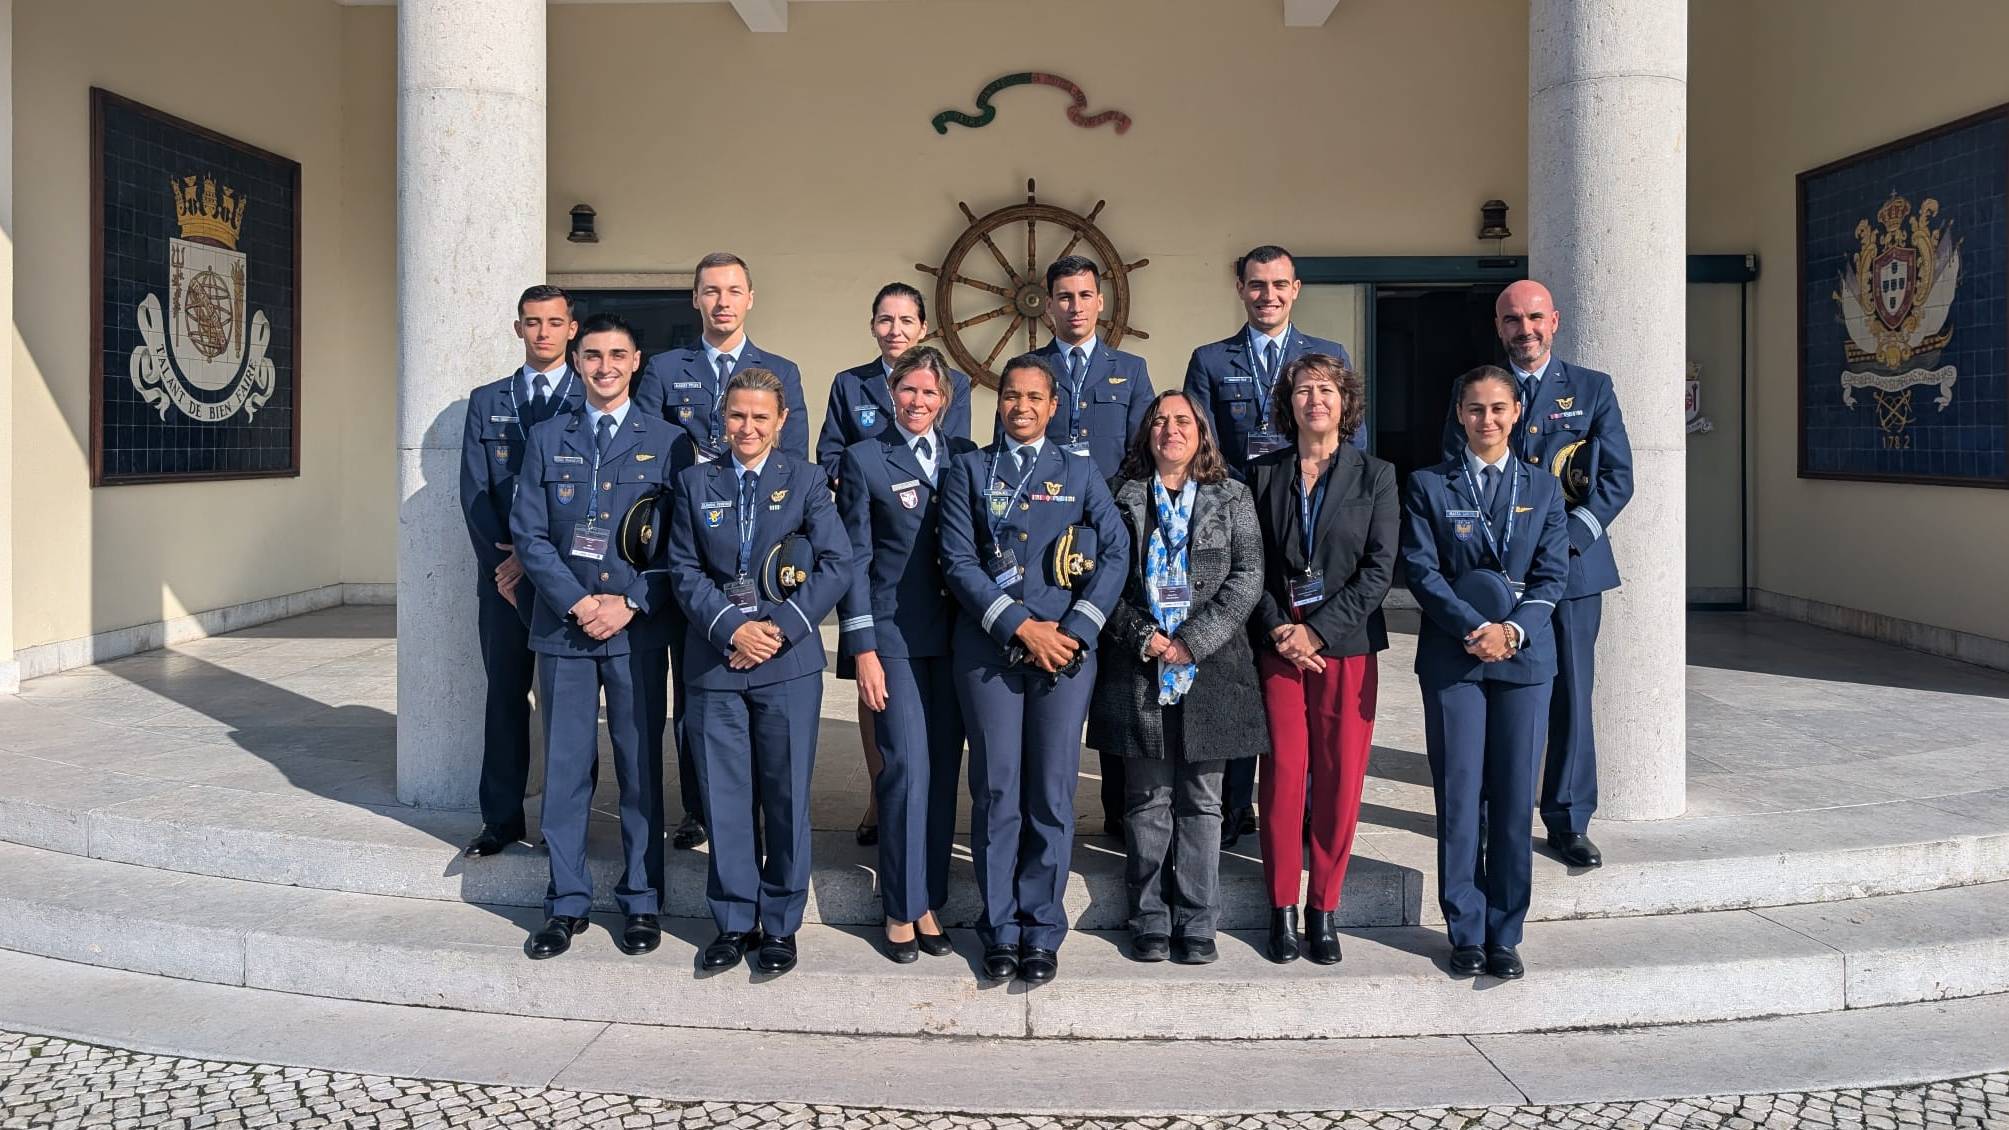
{"left": 728, "top": 619, "right": 786, "bottom": 670}
{"left": 567, "top": 593, "right": 635, "bottom": 641}
{"left": 1463, "top": 622, "right": 1518, "bottom": 663}
{"left": 1269, "top": 623, "right": 1326, "bottom": 673}
{"left": 1015, "top": 619, "right": 1082, "bottom": 674}
{"left": 1144, "top": 630, "right": 1195, "bottom": 667}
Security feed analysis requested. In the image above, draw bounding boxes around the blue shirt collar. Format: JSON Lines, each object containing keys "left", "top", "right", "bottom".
{"left": 585, "top": 399, "right": 631, "bottom": 432}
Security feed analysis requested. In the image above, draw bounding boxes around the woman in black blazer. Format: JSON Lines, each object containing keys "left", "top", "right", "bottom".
{"left": 1246, "top": 353, "right": 1399, "bottom": 966}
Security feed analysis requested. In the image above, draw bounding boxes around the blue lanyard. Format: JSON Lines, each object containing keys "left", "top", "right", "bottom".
{"left": 584, "top": 414, "right": 617, "bottom": 521}
{"left": 506, "top": 370, "right": 573, "bottom": 439}
{"left": 1063, "top": 348, "right": 1089, "bottom": 437}
{"left": 735, "top": 467, "right": 759, "bottom": 575}
{"left": 1461, "top": 462, "right": 1521, "bottom": 573}
{"left": 1252, "top": 333, "right": 1284, "bottom": 427}
{"left": 986, "top": 443, "right": 1039, "bottom": 547}
{"left": 1295, "top": 466, "right": 1328, "bottom": 565}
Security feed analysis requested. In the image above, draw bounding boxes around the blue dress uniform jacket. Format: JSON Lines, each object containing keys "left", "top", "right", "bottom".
{"left": 665, "top": 450, "right": 850, "bottom": 938}
{"left": 1031, "top": 339, "right": 1154, "bottom": 481}
{"left": 633, "top": 340, "right": 811, "bottom": 472}
{"left": 1400, "top": 457, "right": 1570, "bottom": 687}
{"left": 510, "top": 408, "right": 679, "bottom": 657}
{"left": 938, "top": 440, "right": 1128, "bottom": 951}
{"left": 836, "top": 430, "right": 976, "bottom": 921}
{"left": 1183, "top": 327, "right": 1362, "bottom": 469}
{"left": 458, "top": 369, "right": 584, "bottom": 832}
{"left": 508, "top": 404, "right": 677, "bottom": 921}
{"left": 815, "top": 359, "right": 974, "bottom": 483}
{"left": 1439, "top": 358, "right": 1632, "bottom": 600}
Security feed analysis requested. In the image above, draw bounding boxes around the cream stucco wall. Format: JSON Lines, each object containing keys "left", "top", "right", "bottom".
{"left": 10, "top": 0, "right": 375, "bottom": 652}
{"left": 1728, "top": 0, "right": 2009, "bottom": 643}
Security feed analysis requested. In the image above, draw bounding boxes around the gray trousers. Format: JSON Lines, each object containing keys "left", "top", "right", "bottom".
{"left": 1122, "top": 729, "right": 1227, "bottom": 938}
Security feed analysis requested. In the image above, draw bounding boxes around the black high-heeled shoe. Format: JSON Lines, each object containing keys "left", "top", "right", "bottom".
{"left": 915, "top": 918, "right": 954, "bottom": 957}
{"left": 883, "top": 926, "right": 919, "bottom": 964}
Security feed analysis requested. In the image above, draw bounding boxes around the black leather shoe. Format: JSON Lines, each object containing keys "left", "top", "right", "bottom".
{"left": 1546, "top": 831, "right": 1603, "bottom": 869}
{"left": 1266, "top": 906, "right": 1301, "bottom": 964}
{"left": 754, "top": 934, "right": 798, "bottom": 975}
{"left": 616, "top": 914, "right": 661, "bottom": 956}
{"left": 1019, "top": 947, "right": 1058, "bottom": 984}
{"left": 982, "top": 944, "right": 1020, "bottom": 981}
{"left": 1448, "top": 945, "right": 1487, "bottom": 976}
{"left": 1486, "top": 945, "right": 1525, "bottom": 980}
{"left": 1131, "top": 933, "right": 1170, "bottom": 962}
{"left": 1173, "top": 936, "right": 1218, "bottom": 965}
{"left": 527, "top": 915, "right": 587, "bottom": 959}
{"left": 1305, "top": 908, "right": 1343, "bottom": 965}
{"left": 464, "top": 822, "right": 525, "bottom": 858}
{"left": 701, "top": 930, "right": 759, "bottom": 971}
{"left": 916, "top": 924, "right": 955, "bottom": 957}
{"left": 672, "top": 813, "right": 709, "bottom": 851}
{"left": 884, "top": 928, "right": 919, "bottom": 965}
{"left": 855, "top": 818, "right": 879, "bottom": 847}
{"left": 1220, "top": 805, "right": 1257, "bottom": 850}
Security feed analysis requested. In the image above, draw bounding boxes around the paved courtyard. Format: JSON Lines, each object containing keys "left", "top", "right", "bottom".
{"left": 3, "top": 1030, "right": 2005, "bottom": 1129}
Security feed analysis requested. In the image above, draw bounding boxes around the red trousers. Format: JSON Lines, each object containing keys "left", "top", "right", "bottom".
{"left": 1257, "top": 650, "right": 1378, "bottom": 911}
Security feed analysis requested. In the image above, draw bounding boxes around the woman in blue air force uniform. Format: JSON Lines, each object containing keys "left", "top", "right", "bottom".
{"left": 835, "top": 346, "right": 976, "bottom": 963}
{"left": 1399, "top": 364, "right": 1569, "bottom": 984}
{"left": 666, "top": 367, "right": 850, "bottom": 979}
{"left": 937, "top": 352, "right": 1127, "bottom": 987}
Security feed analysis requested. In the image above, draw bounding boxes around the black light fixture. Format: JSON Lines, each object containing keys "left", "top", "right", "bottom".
{"left": 567, "top": 204, "right": 598, "bottom": 244}
{"left": 1478, "top": 199, "right": 1511, "bottom": 248}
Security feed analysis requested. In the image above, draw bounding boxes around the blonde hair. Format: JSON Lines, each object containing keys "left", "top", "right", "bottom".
{"left": 723, "top": 367, "right": 788, "bottom": 416}
{"left": 887, "top": 346, "right": 955, "bottom": 414}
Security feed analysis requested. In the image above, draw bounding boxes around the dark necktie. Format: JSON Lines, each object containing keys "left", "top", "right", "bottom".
{"left": 712, "top": 354, "right": 733, "bottom": 440}
{"left": 915, "top": 435, "right": 933, "bottom": 461}
{"left": 1481, "top": 464, "right": 1501, "bottom": 513}
{"left": 1261, "top": 340, "right": 1281, "bottom": 426}
{"left": 530, "top": 373, "right": 550, "bottom": 422}
{"left": 736, "top": 469, "right": 759, "bottom": 574}
{"left": 1017, "top": 444, "right": 1035, "bottom": 478}
{"left": 1067, "top": 347, "right": 1087, "bottom": 435}
{"left": 596, "top": 414, "right": 615, "bottom": 459}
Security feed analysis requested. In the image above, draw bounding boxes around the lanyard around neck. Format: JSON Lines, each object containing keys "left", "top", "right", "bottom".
{"left": 1461, "top": 462, "right": 1521, "bottom": 573}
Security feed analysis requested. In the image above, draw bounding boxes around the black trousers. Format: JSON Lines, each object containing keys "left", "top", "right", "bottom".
{"left": 475, "top": 576, "right": 535, "bottom": 831}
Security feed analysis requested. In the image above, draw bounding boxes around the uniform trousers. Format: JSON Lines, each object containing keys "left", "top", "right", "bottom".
{"left": 871, "top": 657, "right": 965, "bottom": 922}
{"left": 957, "top": 651, "right": 1098, "bottom": 951}
{"left": 475, "top": 576, "right": 536, "bottom": 832}
{"left": 1539, "top": 592, "right": 1601, "bottom": 836}
{"left": 538, "top": 648, "right": 666, "bottom": 918}
{"left": 666, "top": 613, "right": 704, "bottom": 826}
{"left": 690, "top": 673, "right": 822, "bottom": 937}
{"left": 1121, "top": 704, "right": 1226, "bottom": 939}
{"left": 1257, "top": 650, "right": 1377, "bottom": 911}
{"left": 1422, "top": 677, "right": 1551, "bottom": 949}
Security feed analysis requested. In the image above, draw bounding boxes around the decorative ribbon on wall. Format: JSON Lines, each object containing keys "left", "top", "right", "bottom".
{"left": 932, "top": 73, "right": 1132, "bottom": 135}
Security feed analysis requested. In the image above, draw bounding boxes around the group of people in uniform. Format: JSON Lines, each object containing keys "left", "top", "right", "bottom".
{"left": 457, "top": 245, "right": 1631, "bottom": 985}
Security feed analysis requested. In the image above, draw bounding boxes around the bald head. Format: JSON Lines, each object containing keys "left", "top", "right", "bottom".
{"left": 1496, "top": 280, "right": 1560, "bottom": 372}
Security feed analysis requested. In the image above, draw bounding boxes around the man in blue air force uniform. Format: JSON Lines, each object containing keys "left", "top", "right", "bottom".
{"left": 631, "top": 251, "right": 810, "bottom": 853}
{"left": 457, "top": 284, "right": 583, "bottom": 859}
{"left": 1439, "top": 280, "right": 1633, "bottom": 870}
{"left": 509, "top": 312, "right": 677, "bottom": 961}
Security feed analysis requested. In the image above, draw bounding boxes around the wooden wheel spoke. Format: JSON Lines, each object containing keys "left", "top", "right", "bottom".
{"left": 976, "top": 229, "right": 1024, "bottom": 288}
{"left": 1052, "top": 228, "right": 1087, "bottom": 264}
{"left": 949, "top": 273, "right": 1013, "bottom": 299}
{"left": 953, "top": 305, "right": 1015, "bottom": 333}
{"left": 1026, "top": 217, "right": 1038, "bottom": 279}
{"left": 985, "top": 315, "right": 1026, "bottom": 368}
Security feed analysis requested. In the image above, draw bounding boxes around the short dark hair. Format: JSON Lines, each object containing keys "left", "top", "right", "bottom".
{"left": 1118, "top": 390, "right": 1228, "bottom": 485}
{"left": 575, "top": 311, "right": 640, "bottom": 350}
{"left": 1045, "top": 255, "right": 1102, "bottom": 294}
{"left": 1270, "top": 352, "right": 1366, "bottom": 443}
{"left": 517, "top": 284, "right": 572, "bottom": 318}
{"left": 1451, "top": 364, "right": 1518, "bottom": 410}
{"left": 871, "top": 282, "right": 928, "bottom": 324}
{"left": 998, "top": 352, "right": 1057, "bottom": 395}
{"left": 694, "top": 251, "right": 752, "bottom": 287}
{"left": 1235, "top": 245, "right": 1296, "bottom": 282}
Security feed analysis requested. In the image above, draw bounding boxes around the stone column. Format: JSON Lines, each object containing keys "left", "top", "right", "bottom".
{"left": 1527, "top": 0, "right": 1687, "bottom": 819}
{"left": 396, "top": 0, "right": 545, "bottom": 807}
{"left": 0, "top": 0, "right": 19, "bottom": 696}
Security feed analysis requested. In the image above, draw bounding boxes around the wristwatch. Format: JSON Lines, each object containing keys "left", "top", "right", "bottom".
{"left": 622, "top": 595, "right": 641, "bottom": 612}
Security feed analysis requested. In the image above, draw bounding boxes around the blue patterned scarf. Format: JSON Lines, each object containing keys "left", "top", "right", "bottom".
{"left": 1146, "top": 476, "right": 1198, "bottom": 704}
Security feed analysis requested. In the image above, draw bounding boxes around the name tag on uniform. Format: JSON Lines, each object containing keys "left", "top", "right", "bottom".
{"left": 1444, "top": 508, "right": 1481, "bottom": 519}
{"left": 726, "top": 575, "right": 758, "bottom": 613}
{"left": 1154, "top": 582, "right": 1191, "bottom": 607}
{"left": 673, "top": 380, "right": 705, "bottom": 390}
{"left": 553, "top": 454, "right": 585, "bottom": 464}
{"left": 988, "top": 549, "right": 1022, "bottom": 590}
{"left": 570, "top": 522, "right": 611, "bottom": 561}
{"left": 1062, "top": 442, "right": 1091, "bottom": 458}
{"left": 489, "top": 414, "right": 518, "bottom": 423}
{"left": 1289, "top": 570, "right": 1326, "bottom": 608}
{"left": 1246, "top": 429, "right": 1287, "bottom": 457}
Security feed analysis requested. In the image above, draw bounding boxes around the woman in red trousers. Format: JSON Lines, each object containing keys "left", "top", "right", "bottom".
{"left": 1245, "top": 353, "right": 1398, "bottom": 965}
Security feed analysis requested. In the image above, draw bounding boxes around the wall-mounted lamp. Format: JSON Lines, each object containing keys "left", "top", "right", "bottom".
{"left": 1478, "top": 199, "right": 1511, "bottom": 253}
{"left": 567, "top": 204, "right": 599, "bottom": 244}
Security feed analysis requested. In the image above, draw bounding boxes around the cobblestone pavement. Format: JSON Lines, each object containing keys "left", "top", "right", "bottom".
{"left": 2, "top": 1031, "right": 2005, "bottom": 1130}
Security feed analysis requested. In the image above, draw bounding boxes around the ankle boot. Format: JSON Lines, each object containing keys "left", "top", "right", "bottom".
{"left": 1305, "top": 908, "right": 1342, "bottom": 965}
{"left": 1267, "top": 905, "right": 1301, "bottom": 964}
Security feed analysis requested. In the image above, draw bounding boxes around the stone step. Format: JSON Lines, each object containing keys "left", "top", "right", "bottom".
{"left": 1, "top": 841, "right": 2005, "bottom": 1041}
{"left": 6, "top": 946, "right": 2008, "bottom": 1114}
{"left": 6, "top": 751, "right": 2004, "bottom": 928}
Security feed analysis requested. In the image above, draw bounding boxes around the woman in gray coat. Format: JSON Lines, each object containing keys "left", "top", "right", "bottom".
{"left": 1088, "top": 390, "right": 1266, "bottom": 965}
